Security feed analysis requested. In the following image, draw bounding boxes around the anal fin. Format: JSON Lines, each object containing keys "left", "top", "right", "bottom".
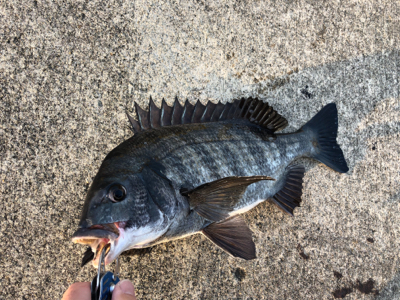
{"left": 202, "top": 216, "right": 256, "bottom": 260}
{"left": 269, "top": 165, "right": 305, "bottom": 216}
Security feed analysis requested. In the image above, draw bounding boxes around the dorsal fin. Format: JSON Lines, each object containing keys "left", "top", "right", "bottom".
{"left": 127, "top": 97, "right": 288, "bottom": 134}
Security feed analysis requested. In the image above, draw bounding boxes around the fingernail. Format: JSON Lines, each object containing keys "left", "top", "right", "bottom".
{"left": 116, "top": 280, "right": 135, "bottom": 295}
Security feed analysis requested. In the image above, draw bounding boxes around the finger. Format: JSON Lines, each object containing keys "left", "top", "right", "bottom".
{"left": 62, "top": 282, "right": 91, "bottom": 300}
{"left": 112, "top": 280, "right": 137, "bottom": 300}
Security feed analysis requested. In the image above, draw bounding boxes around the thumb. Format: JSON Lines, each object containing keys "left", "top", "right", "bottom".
{"left": 112, "top": 280, "right": 137, "bottom": 300}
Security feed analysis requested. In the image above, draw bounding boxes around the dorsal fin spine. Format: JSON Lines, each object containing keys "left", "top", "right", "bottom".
{"left": 239, "top": 98, "right": 251, "bottom": 118}
{"left": 276, "top": 118, "right": 288, "bottom": 129}
{"left": 189, "top": 101, "right": 196, "bottom": 124}
{"left": 266, "top": 113, "right": 278, "bottom": 127}
{"left": 269, "top": 113, "right": 282, "bottom": 126}
{"left": 233, "top": 98, "right": 245, "bottom": 117}
{"left": 201, "top": 102, "right": 216, "bottom": 122}
{"left": 258, "top": 106, "right": 273, "bottom": 124}
{"left": 149, "top": 96, "right": 154, "bottom": 128}
{"left": 252, "top": 102, "right": 268, "bottom": 124}
{"left": 256, "top": 103, "right": 270, "bottom": 120}
{"left": 261, "top": 111, "right": 277, "bottom": 126}
{"left": 244, "top": 99, "right": 255, "bottom": 119}
{"left": 171, "top": 97, "right": 183, "bottom": 125}
{"left": 246, "top": 98, "right": 256, "bottom": 117}
{"left": 149, "top": 96, "right": 162, "bottom": 129}
{"left": 182, "top": 100, "right": 195, "bottom": 124}
{"left": 135, "top": 102, "right": 150, "bottom": 130}
{"left": 219, "top": 102, "right": 232, "bottom": 121}
{"left": 243, "top": 99, "right": 252, "bottom": 118}
{"left": 199, "top": 103, "right": 209, "bottom": 123}
{"left": 181, "top": 100, "right": 188, "bottom": 124}
{"left": 126, "top": 111, "right": 141, "bottom": 133}
{"left": 192, "top": 101, "right": 206, "bottom": 123}
{"left": 250, "top": 101, "right": 264, "bottom": 121}
{"left": 210, "top": 102, "right": 224, "bottom": 122}
{"left": 161, "top": 98, "right": 172, "bottom": 126}
{"left": 226, "top": 102, "right": 238, "bottom": 119}
{"left": 250, "top": 99, "right": 259, "bottom": 117}
{"left": 209, "top": 102, "right": 219, "bottom": 122}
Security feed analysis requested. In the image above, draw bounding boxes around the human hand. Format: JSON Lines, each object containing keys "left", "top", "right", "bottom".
{"left": 62, "top": 280, "right": 137, "bottom": 300}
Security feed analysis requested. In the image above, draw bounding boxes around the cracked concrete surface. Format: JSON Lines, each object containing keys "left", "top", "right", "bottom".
{"left": 0, "top": 0, "right": 399, "bottom": 299}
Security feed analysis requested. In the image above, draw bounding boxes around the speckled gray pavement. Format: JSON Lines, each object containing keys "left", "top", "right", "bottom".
{"left": 1, "top": 1, "right": 399, "bottom": 299}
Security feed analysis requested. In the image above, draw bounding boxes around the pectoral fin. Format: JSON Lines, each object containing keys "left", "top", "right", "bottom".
{"left": 181, "top": 175, "right": 274, "bottom": 222}
{"left": 202, "top": 216, "right": 256, "bottom": 260}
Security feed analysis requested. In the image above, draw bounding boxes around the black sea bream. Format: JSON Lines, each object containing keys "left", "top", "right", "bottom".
{"left": 72, "top": 98, "right": 348, "bottom": 267}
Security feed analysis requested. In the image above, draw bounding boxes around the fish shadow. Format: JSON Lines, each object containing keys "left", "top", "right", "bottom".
{"left": 122, "top": 247, "right": 154, "bottom": 258}
{"left": 253, "top": 50, "right": 400, "bottom": 174}
{"left": 375, "top": 263, "right": 400, "bottom": 300}
{"left": 119, "top": 50, "right": 400, "bottom": 298}
{"left": 372, "top": 188, "right": 400, "bottom": 299}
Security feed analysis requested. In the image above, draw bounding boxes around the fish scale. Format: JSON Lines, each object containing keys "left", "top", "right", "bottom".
{"left": 73, "top": 99, "right": 348, "bottom": 267}
{"left": 159, "top": 128, "right": 307, "bottom": 191}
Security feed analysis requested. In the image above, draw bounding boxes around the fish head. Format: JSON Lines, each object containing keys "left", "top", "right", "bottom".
{"left": 72, "top": 169, "right": 171, "bottom": 267}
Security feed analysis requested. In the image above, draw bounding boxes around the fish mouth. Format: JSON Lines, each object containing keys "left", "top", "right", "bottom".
{"left": 72, "top": 222, "right": 126, "bottom": 267}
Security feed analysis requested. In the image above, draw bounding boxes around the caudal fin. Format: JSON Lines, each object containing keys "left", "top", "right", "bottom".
{"left": 302, "top": 103, "right": 349, "bottom": 173}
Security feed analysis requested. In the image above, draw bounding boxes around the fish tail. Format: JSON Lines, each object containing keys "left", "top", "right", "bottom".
{"left": 302, "top": 103, "right": 349, "bottom": 173}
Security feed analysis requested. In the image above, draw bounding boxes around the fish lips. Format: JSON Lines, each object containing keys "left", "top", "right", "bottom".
{"left": 72, "top": 223, "right": 122, "bottom": 267}
{"left": 71, "top": 223, "right": 120, "bottom": 244}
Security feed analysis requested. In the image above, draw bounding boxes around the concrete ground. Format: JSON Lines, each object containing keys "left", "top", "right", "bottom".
{"left": 1, "top": 0, "right": 399, "bottom": 299}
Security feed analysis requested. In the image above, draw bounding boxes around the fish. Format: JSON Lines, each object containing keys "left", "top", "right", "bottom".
{"left": 72, "top": 97, "right": 349, "bottom": 267}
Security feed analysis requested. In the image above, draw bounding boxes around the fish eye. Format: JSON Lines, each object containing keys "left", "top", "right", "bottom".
{"left": 108, "top": 184, "right": 126, "bottom": 202}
